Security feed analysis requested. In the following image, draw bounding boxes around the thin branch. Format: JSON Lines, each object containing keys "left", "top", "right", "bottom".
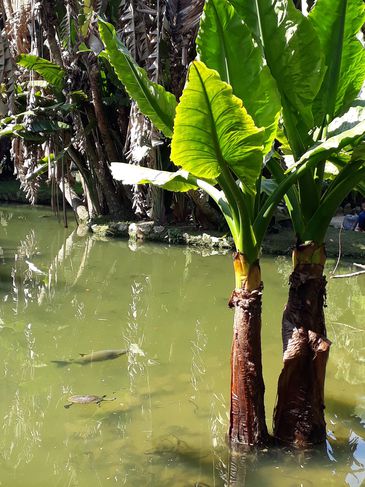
{"left": 331, "top": 270, "right": 365, "bottom": 279}
{"left": 331, "top": 321, "right": 364, "bottom": 332}
{"left": 330, "top": 225, "right": 342, "bottom": 275}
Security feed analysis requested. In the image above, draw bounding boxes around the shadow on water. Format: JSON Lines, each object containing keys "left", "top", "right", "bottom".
{"left": 225, "top": 442, "right": 334, "bottom": 487}
{"left": 145, "top": 431, "right": 365, "bottom": 486}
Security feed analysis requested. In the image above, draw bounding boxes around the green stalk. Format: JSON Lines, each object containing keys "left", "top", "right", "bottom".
{"left": 254, "top": 172, "right": 262, "bottom": 219}
{"left": 323, "top": 159, "right": 364, "bottom": 202}
{"left": 304, "top": 166, "right": 365, "bottom": 243}
{"left": 330, "top": 154, "right": 365, "bottom": 196}
{"left": 282, "top": 96, "right": 319, "bottom": 221}
{"left": 220, "top": 162, "right": 257, "bottom": 261}
{"left": 254, "top": 156, "right": 316, "bottom": 244}
{"left": 266, "top": 158, "right": 305, "bottom": 238}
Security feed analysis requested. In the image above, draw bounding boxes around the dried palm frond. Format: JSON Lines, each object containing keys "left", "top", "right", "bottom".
{"left": 4, "top": 1, "right": 31, "bottom": 54}
{"left": 163, "top": 0, "right": 204, "bottom": 97}
{"left": 119, "top": 0, "right": 168, "bottom": 220}
{"left": 0, "top": 26, "right": 15, "bottom": 113}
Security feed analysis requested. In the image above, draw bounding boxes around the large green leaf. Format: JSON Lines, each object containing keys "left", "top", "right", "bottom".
{"left": 98, "top": 19, "right": 177, "bottom": 138}
{"left": 305, "top": 162, "right": 365, "bottom": 243}
{"left": 17, "top": 55, "right": 65, "bottom": 90}
{"left": 290, "top": 119, "right": 365, "bottom": 172}
{"left": 111, "top": 162, "right": 237, "bottom": 241}
{"left": 229, "top": 0, "right": 325, "bottom": 129}
{"left": 197, "top": 0, "right": 280, "bottom": 154}
{"left": 228, "top": 0, "right": 262, "bottom": 42}
{"left": 110, "top": 163, "right": 198, "bottom": 192}
{"left": 171, "top": 61, "right": 264, "bottom": 191}
{"left": 28, "top": 120, "right": 70, "bottom": 132}
{"left": 309, "top": 0, "right": 365, "bottom": 125}
{"left": 254, "top": 120, "right": 365, "bottom": 242}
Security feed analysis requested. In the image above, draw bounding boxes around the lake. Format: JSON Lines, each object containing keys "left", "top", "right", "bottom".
{"left": 0, "top": 204, "right": 364, "bottom": 486}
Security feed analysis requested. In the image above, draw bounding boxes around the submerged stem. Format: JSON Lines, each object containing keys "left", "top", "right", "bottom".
{"left": 274, "top": 243, "right": 330, "bottom": 447}
{"left": 229, "top": 256, "right": 268, "bottom": 447}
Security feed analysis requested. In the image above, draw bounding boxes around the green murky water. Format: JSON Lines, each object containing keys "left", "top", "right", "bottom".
{"left": 0, "top": 204, "right": 364, "bottom": 487}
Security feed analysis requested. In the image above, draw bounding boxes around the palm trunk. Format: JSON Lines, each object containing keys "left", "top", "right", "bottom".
{"left": 273, "top": 243, "right": 331, "bottom": 447}
{"left": 87, "top": 57, "right": 133, "bottom": 218}
{"left": 228, "top": 253, "right": 268, "bottom": 448}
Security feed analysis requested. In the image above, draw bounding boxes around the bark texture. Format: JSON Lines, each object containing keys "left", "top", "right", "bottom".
{"left": 273, "top": 257, "right": 331, "bottom": 447}
{"left": 229, "top": 283, "right": 268, "bottom": 447}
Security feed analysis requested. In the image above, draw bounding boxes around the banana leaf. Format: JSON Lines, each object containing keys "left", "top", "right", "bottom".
{"left": 17, "top": 55, "right": 65, "bottom": 90}
{"left": 98, "top": 19, "right": 177, "bottom": 138}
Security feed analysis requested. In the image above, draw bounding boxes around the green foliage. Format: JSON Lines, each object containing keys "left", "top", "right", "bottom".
{"left": 102, "top": 1, "right": 365, "bottom": 253}
{"left": 309, "top": 0, "right": 365, "bottom": 125}
{"left": 98, "top": 19, "right": 177, "bottom": 138}
{"left": 110, "top": 163, "right": 199, "bottom": 192}
{"left": 197, "top": 0, "right": 280, "bottom": 154}
{"left": 230, "top": 0, "right": 325, "bottom": 130}
{"left": 292, "top": 118, "right": 365, "bottom": 171}
{"left": 171, "top": 61, "right": 264, "bottom": 190}
{"left": 255, "top": 119, "right": 365, "bottom": 243}
{"left": 17, "top": 55, "right": 65, "bottom": 90}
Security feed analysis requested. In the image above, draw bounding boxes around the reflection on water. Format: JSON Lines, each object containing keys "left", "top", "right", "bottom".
{"left": 0, "top": 204, "right": 364, "bottom": 486}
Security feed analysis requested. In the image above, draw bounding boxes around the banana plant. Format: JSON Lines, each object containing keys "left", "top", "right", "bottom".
{"left": 228, "top": 0, "right": 365, "bottom": 447}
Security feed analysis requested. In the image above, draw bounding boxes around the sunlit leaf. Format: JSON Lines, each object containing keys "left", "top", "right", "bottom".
{"left": 197, "top": 0, "right": 280, "bottom": 154}
{"left": 111, "top": 163, "right": 198, "bottom": 192}
{"left": 309, "top": 0, "right": 365, "bottom": 125}
{"left": 17, "top": 54, "right": 65, "bottom": 90}
{"left": 171, "top": 61, "right": 264, "bottom": 191}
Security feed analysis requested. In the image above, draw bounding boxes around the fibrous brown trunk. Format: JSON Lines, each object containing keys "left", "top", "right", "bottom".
{"left": 40, "top": 1, "right": 65, "bottom": 68}
{"left": 228, "top": 254, "right": 268, "bottom": 448}
{"left": 273, "top": 243, "right": 331, "bottom": 447}
{"left": 87, "top": 57, "right": 133, "bottom": 218}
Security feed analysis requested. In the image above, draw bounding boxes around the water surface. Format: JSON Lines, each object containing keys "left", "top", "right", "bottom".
{"left": 0, "top": 205, "right": 364, "bottom": 486}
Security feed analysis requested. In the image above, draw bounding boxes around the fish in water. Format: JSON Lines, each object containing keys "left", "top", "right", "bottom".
{"left": 51, "top": 348, "right": 128, "bottom": 367}
{"left": 64, "top": 394, "right": 116, "bottom": 408}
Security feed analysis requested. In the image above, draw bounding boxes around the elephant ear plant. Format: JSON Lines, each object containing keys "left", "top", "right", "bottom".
{"left": 98, "top": 16, "right": 281, "bottom": 448}
{"left": 228, "top": 0, "right": 365, "bottom": 447}
{"left": 97, "top": 0, "right": 365, "bottom": 449}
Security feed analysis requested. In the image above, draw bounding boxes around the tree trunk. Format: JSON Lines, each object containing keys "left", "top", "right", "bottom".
{"left": 273, "top": 243, "right": 331, "bottom": 447}
{"left": 228, "top": 253, "right": 268, "bottom": 448}
{"left": 83, "top": 106, "right": 132, "bottom": 219}
{"left": 67, "top": 145, "right": 101, "bottom": 216}
{"left": 40, "top": 1, "right": 65, "bottom": 68}
{"left": 58, "top": 178, "right": 89, "bottom": 222}
{"left": 87, "top": 57, "right": 133, "bottom": 219}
